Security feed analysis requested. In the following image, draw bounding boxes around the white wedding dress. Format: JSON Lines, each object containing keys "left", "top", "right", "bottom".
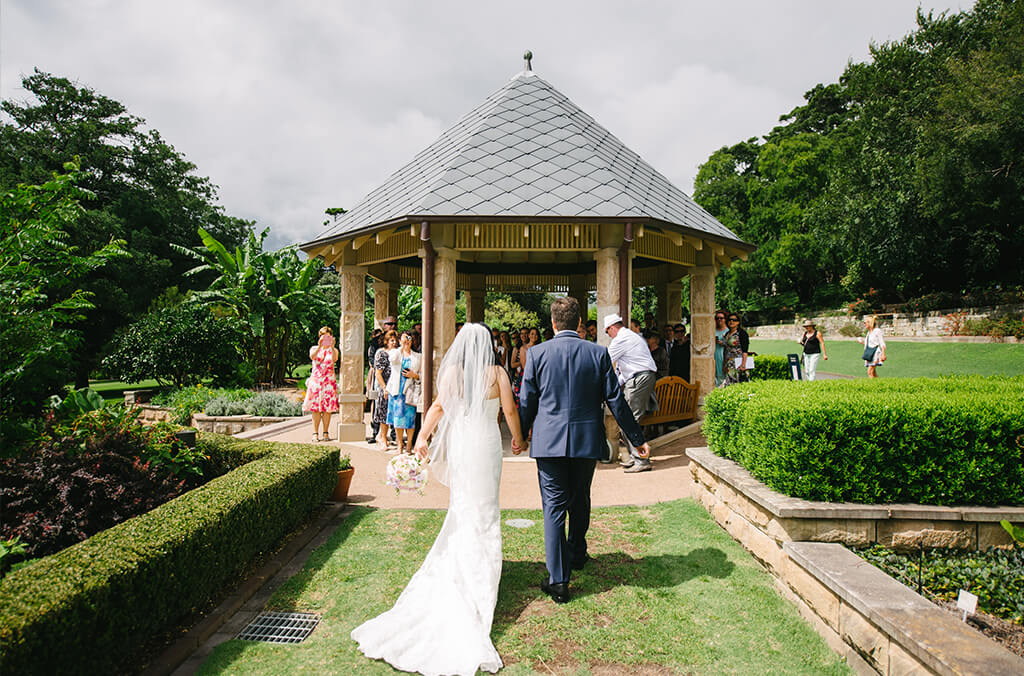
{"left": 351, "top": 397, "right": 504, "bottom": 676}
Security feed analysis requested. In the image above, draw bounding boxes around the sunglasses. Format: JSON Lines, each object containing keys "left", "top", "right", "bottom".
{"left": 727, "top": 318, "right": 739, "bottom": 322}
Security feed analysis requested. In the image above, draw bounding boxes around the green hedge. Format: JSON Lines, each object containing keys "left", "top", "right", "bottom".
{"left": 749, "top": 353, "right": 791, "bottom": 381}
{"left": 703, "top": 376, "right": 1024, "bottom": 506}
{"left": 0, "top": 434, "right": 336, "bottom": 675}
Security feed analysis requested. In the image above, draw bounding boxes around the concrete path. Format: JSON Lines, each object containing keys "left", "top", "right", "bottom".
{"left": 261, "top": 415, "right": 702, "bottom": 510}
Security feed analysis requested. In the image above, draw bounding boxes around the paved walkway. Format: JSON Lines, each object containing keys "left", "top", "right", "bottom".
{"left": 261, "top": 415, "right": 702, "bottom": 509}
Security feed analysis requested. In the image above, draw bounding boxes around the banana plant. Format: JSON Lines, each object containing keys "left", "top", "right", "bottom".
{"left": 173, "top": 227, "right": 334, "bottom": 383}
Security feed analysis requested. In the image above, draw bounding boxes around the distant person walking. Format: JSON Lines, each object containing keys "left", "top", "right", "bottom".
{"left": 857, "top": 315, "right": 887, "bottom": 378}
{"left": 723, "top": 313, "right": 750, "bottom": 386}
{"left": 798, "top": 319, "right": 828, "bottom": 381}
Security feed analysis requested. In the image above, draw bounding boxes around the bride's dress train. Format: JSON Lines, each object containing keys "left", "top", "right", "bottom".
{"left": 351, "top": 398, "right": 504, "bottom": 675}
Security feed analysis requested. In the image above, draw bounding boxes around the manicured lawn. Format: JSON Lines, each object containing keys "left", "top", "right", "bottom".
{"left": 198, "top": 501, "right": 850, "bottom": 675}
{"left": 750, "top": 339, "right": 1024, "bottom": 379}
{"left": 86, "top": 378, "right": 162, "bottom": 404}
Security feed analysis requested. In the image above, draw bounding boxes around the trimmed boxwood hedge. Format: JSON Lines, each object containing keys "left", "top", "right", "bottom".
{"left": 703, "top": 376, "right": 1024, "bottom": 506}
{"left": 0, "top": 434, "right": 336, "bottom": 675}
{"left": 749, "top": 353, "right": 790, "bottom": 381}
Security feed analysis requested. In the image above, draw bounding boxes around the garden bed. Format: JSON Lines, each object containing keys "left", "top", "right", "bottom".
{"left": 0, "top": 433, "right": 336, "bottom": 675}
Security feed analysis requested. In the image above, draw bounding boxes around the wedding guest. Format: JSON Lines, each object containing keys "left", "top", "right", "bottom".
{"left": 303, "top": 327, "right": 339, "bottom": 442}
{"left": 387, "top": 331, "right": 421, "bottom": 454}
{"left": 714, "top": 311, "right": 728, "bottom": 386}
{"left": 798, "top": 319, "right": 828, "bottom": 381}
{"left": 723, "top": 313, "right": 750, "bottom": 386}
{"left": 367, "top": 316, "right": 397, "bottom": 442}
{"left": 661, "top": 324, "right": 675, "bottom": 352}
{"left": 669, "top": 323, "right": 690, "bottom": 380}
{"left": 576, "top": 323, "right": 588, "bottom": 339}
{"left": 630, "top": 317, "right": 643, "bottom": 333}
{"left": 510, "top": 332, "right": 526, "bottom": 403}
{"left": 373, "top": 330, "right": 398, "bottom": 447}
{"left": 585, "top": 319, "right": 598, "bottom": 342}
{"left": 605, "top": 314, "right": 658, "bottom": 473}
{"left": 542, "top": 326, "right": 554, "bottom": 342}
{"left": 857, "top": 315, "right": 887, "bottom": 378}
{"left": 647, "top": 334, "right": 669, "bottom": 379}
{"left": 497, "top": 330, "right": 512, "bottom": 370}
{"left": 644, "top": 312, "right": 657, "bottom": 332}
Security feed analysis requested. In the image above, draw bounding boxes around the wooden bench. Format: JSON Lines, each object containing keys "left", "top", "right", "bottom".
{"left": 638, "top": 376, "right": 700, "bottom": 432}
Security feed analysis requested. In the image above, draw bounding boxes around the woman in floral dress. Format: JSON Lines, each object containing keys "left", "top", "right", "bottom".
{"left": 373, "top": 330, "right": 398, "bottom": 446}
{"left": 303, "top": 327, "right": 339, "bottom": 441}
{"left": 386, "top": 331, "right": 421, "bottom": 454}
{"left": 723, "top": 313, "right": 751, "bottom": 386}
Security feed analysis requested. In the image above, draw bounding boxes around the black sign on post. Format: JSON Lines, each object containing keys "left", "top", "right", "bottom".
{"left": 787, "top": 354, "right": 803, "bottom": 381}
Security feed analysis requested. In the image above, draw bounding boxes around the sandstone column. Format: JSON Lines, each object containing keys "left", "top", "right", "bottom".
{"left": 595, "top": 247, "right": 623, "bottom": 454}
{"left": 465, "top": 273, "right": 486, "bottom": 324}
{"left": 594, "top": 248, "right": 619, "bottom": 348}
{"left": 665, "top": 281, "right": 683, "bottom": 326}
{"left": 337, "top": 264, "right": 367, "bottom": 441}
{"left": 432, "top": 247, "right": 458, "bottom": 387}
{"left": 568, "top": 274, "right": 588, "bottom": 321}
{"left": 689, "top": 252, "right": 717, "bottom": 398}
{"left": 372, "top": 278, "right": 399, "bottom": 328}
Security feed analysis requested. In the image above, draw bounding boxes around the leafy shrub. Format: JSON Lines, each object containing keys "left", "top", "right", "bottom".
{"left": 0, "top": 538, "right": 27, "bottom": 578}
{"left": 102, "top": 304, "right": 243, "bottom": 388}
{"left": 152, "top": 385, "right": 250, "bottom": 424}
{"left": 961, "top": 313, "right": 1024, "bottom": 341}
{"left": 703, "top": 376, "right": 1024, "bottom": 505}
{"left": 244, "top": 392, "right": 302, "bottom": 417}
{"left": 748, "top": 354, "right": 791, "bottom": 381}
{"left": 855, "top": 545, "right": 1024, "bottom": 625}
{"left": 0, "top": 406, "right": 212, "bottom": 559}
{"left": 0, "top": 434, "right": 335, "bottom": 675}
{"left": 900, "top": 291, "right": 957, "bottom": 313}
{"left": 838, "top": 322, "right": 863, "bottom": 337}
{"left": 203, "top": 392, "right": 302, "bottom": 417}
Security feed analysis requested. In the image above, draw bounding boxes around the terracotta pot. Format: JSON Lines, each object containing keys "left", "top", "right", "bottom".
{"left": 332, "top": 468, "right": 354, "bottom": 502}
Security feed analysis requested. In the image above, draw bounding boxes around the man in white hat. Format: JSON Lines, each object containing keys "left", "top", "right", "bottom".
{"left": 604, "top": 314, "right": 659, "bottom": 472}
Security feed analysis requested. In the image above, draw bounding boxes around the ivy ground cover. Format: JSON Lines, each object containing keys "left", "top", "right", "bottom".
{"left": 198, "top": 500, "right": 850, "bottom": 675}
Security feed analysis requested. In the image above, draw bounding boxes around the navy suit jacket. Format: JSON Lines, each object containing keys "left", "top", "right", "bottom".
{"left": 519, "top": 331, "right": 646, "bottom": 459}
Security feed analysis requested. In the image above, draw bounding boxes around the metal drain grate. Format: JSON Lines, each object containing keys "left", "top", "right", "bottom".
{"left": 236, "top": 611, "right": 321, "bottom": 644}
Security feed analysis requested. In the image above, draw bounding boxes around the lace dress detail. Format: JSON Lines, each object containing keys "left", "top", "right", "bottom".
{"left": 352, "top": 398, "right": 504, "bottom": 675}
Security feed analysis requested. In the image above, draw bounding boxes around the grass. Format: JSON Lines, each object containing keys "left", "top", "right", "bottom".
{"left": 749, "top": 339, "right": 1024, "bottom": 379}
{"left": 197, "top": 501, "right": 850, "bottom": 675}
{"left": 83, "top": 378, "right": 162, "bottom": 404}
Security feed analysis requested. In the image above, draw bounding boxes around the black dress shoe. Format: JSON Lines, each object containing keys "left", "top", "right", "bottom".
{"left": 571, "top": 555, "right": 590, "bottom": 571}
{"left": 541, "top": 580, "right": 570, "bottom": 604}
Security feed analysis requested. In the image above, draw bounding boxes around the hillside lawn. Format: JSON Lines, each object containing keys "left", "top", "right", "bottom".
{"left": 197, "top": 501, "right": 850, "bottom": 675}
{"left": 749, "top": 339, "right": 1024, "bottom": 379}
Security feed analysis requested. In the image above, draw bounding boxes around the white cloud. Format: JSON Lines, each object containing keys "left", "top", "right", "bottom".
{"left": 1, "top": 0, "right": 967, "bottom": 249}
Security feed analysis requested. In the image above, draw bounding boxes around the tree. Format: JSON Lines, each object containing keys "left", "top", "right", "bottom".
{"left": 0, "top": 163, "right": 126, "bottom": 439}
{"left": 101, "top": 304, "right": 243, "bottom": 388}
{"left": 174, "top": 228, "right": 333, "bottom": 384}
{"left": 483, "top": 295, "right": 540, "bottom": 332}
{"left": 0, "top": 70, "right": 249, "bottom": 384}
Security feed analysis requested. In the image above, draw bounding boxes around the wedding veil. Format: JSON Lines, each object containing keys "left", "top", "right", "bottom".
{"left": 428, "top": 323, "right": 497, "bottom": 486}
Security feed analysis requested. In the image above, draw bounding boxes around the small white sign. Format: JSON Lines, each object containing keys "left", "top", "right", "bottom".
{"left": 956, "top": 589, "right": 978, "bottom": 621}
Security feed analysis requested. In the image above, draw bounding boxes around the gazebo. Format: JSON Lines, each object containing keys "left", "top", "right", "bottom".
{"left": 301, "top": 54, "right": 754, "bottom": 442}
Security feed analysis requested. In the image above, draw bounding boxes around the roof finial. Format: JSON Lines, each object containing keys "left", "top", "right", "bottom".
{"left": 523, "top": 50, "right": 533, "bottom": 71}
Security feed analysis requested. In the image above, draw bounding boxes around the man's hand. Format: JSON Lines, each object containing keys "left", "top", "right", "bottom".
{"left": 635, "top": 442, "right": 651, "bottom": 459}
{"left": 511, "top": 437, "right": 527, "bottom": 455}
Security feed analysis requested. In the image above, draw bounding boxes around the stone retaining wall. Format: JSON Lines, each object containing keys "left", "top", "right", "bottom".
{"left": 132, "top": 403, "right": 295, "bottom": 435}
{"left": 687, "top": 447, "right": 1024, "bottom": 675}
{"left": 751, "top": 304, "right": 1023, "bottom": 341}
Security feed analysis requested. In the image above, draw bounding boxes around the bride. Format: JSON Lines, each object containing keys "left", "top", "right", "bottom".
{"left": 351, "top": 323, "right": 526, "bottom": 676}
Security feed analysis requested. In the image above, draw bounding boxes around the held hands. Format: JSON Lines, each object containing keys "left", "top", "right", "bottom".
{"left": 510, "top": 437, "right": 527, "bottom": 455}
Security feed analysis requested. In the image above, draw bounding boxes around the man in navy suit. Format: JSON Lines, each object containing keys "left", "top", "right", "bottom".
{"left": 516, "top": 296, "right": 650, "bottom": 603}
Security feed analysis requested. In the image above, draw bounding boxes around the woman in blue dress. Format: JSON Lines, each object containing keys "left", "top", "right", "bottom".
{"left": 714, "top": 310, "right": 728, "bottom": 386}
{"left": 386, "top": 331, "right": 421, "bottom": 454}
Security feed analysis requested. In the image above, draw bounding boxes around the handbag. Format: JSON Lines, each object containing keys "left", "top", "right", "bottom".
{"left": 404, "top": 377, "right": 421, "bottom": 407}
{"left": 861, "top": 343, "right": 877, "bottom": 361}
{"left": 366, "top": 366, "right": 378, "bottom": 399}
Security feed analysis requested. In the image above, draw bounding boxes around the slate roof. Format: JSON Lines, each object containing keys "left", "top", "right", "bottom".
{"left": 309, "top": 69, "right": 746, "bottom": 246}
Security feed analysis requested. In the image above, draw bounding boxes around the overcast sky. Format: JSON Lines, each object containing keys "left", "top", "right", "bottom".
{"left": 2, "top": 0, "right": 967, "bottom": 250}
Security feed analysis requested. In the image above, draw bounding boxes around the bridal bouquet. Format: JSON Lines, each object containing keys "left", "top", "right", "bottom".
{"left": 385, "top": 454, "right": 429, "bottom": 495}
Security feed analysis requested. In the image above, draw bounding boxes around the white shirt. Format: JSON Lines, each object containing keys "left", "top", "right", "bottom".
{"left": 607, "top": 327, "right": 657, "bottom": 385}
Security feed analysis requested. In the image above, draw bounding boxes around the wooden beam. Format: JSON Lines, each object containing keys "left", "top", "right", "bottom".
{"left": 716, "top": 253, "right": 731, "bottom": 268}
{"left": 376, "top": 230, "right": 394, "bottom": 245}
{"left": 709, "top": 242, "right": 725, "bottom": 257}
{"left": 683, "top": 235, "right": 703, "bottom": 250}
{"left": 353, "top": 234, "right": 373, "bottom": 250}
{"left": 725, "top": 246, "right": 749, "bottom": 261}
